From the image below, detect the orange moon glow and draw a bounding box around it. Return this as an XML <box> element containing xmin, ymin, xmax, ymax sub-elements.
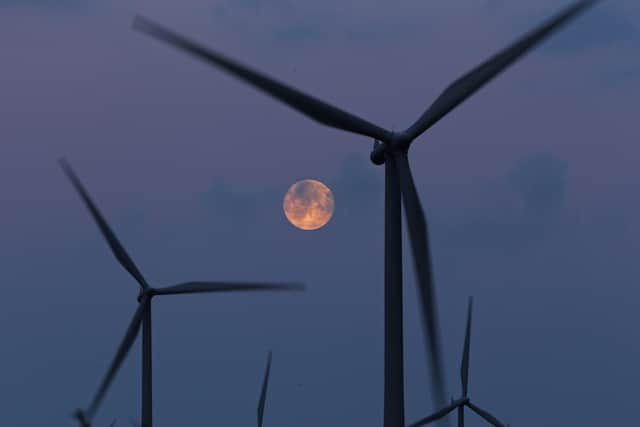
<box><xmin>283</xmin><ymin>179</ymin><xmax>335</xmax><ymax>230</ymax></box>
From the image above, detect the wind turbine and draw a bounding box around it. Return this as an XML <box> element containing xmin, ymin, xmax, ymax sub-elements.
<box><xmin>132</xmin><ymin>1</ymin><xmax>599</xmax><ymax>426</ymax></box>
<box><xmin>410</xmin><ymin>297</ymin><xmax>508</xmax><ymax>427</ymax></box>
<box><xmin>60</xmin><ymin>159</ymin><xmax>304</xmax><ymax>427</ymax></box>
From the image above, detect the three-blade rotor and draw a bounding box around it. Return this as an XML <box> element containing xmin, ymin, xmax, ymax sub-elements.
<box><xmin>132</xmin><ymin>2</ymin><xmax>600</xmax><ymax>420</ymax></box>
<box><xmin>62</xmin><ymin>161</ymin><xmax>304</xmax><ymax>426</ymax></box>
<box><xmin>409</xmin><ymin>298</ymin><xmax>507</xmax><ymax>427</ymax></box>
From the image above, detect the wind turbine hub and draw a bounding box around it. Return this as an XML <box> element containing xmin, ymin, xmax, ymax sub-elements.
<box><xmin>138</xmin><ymin>288</ymin><xmax>155</xmax><ymax>302</ymax></box>
<box><xmin>369</xmin><ymin>132</ymin><xmax>412</xmax><ymax>165</ymax></box>
<box><xmin>391</xmin><ymin>131</ymin><xmax>413</xmax><ymax>151</ymax></box>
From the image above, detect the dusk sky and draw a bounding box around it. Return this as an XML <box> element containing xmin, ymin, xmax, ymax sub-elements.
<box><xmin>1</xmin><ymin>1</ymin><xmax>639</xmax><ymax>426</ymax></box>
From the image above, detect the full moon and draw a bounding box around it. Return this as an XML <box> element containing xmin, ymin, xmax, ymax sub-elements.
<box><xmin>283</xmin><ymin>179</ymin><xmax>335</xmax><ymax>230</ymax></box>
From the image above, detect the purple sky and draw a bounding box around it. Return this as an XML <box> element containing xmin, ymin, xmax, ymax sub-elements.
<box><xmin>1</xmin><ymin>1</ymin><xmax>639</xmax><ymax>426</ymax></box>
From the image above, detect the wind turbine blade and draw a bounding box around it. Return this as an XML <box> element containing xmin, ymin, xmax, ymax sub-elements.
<box><xmin>457</xmin><ymin>406</ymin><xmax>464</xmax><ymax>427</ymax></box>
<box><xmin>257</xmin><ymin>351</ymin><xmax>272</xmax><ymax>427</ymax></box>
<box><xmin>83</xmin><ymin>298</ymin><xmax>149</xmax><ymax>422</ymax></box>
<box><xmin>466</xmin><ymin>402</ymin><xmax>506</xmax><ymax>427</ymax></box>
<box><xmin>392</xmin><ymin>152</ymin><xmax>448</xmax><ymax>418</ymax></box>
<box><xmin>461</xmin><ymin>297</ymin><xmax>473</xmax><ymax>397</ymax></box>
<box><xmin>404</xmin><ymin>0</ymin><xmax>600</xmax><ymax>140</ymax></box>
<box><xmin>59</xmin><ymin>158</ymin><xmax>149</xmax><ymax>290</ymax></box>
<box><xmin>409</xmin><ymin>400</ymin><xmax>461</xmax><ymax>427</ymax></box>
<box><xmin>153</xmin><ymin>281</ymin><xmax>305</xmax><ymax>296</ymax></box>
<box><xmin>132</xmin><ymin>16</ymin><xmax>393</xmax><ymax>143</ymax></box>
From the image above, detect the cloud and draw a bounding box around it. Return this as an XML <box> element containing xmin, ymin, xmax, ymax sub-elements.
<box><xmin>520</xmin><ymin>2</ymin><xmax>639</xmax><ymax>53</ymax></box>
<box><xmin>272</xmin><ymin>24</ymin><xmax>325</xmax><ymax>45</ymax></box>
<box><xmin>210</xmin><ymin>0</ymin><xmax>327</xmax><ymax>45</ymax></box>
<box><xmin>0</xmin><ymin>0</ymin><xmax>91</xmax><ymax>11</ymax></box>
<box><xmin>440</xmin><ymin>151</ymin><xmax>569</xmax><ymax>253</ymax></box>
<box><xmin>202</xmin><ymin>176</ymin><xmax>259</xmax><ymax>233</ymax></box>
<box><xmin>329</xmin><ymin>153</ymin><xmax>382</xmax><ymax>211</ymax></box>
<box><xmin>508</xmin><ymin>151</ymin><xmax>568</xmax><ymax>216</ymax></box>
<box><xmin>600</xmin><ymin>65</ymin><xmax>640</xmax><ymax>86</ymax></box>
<box><xmin>209</xmin><ymin>0</ymin><xmax>442</xmax><ymax>46</ymax></box>
<box><xmin>199</xmin><ymin>152</ymin><xmax>382</xmax><ymax>236</ymax></box>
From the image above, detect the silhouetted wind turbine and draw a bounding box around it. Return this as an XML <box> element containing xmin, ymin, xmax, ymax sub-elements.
<box><xmin>60</xmin><ymin>159</ymin><xmax>304</xmax><ymax>427</ymax></box>
<box><xmin>132</xmin><ymin>2</ymin><xmax>599</xmax><ymax>426</ymax></box>
<box><xmin>257</xmin><ymin>351</ymin><xmax>272</xmax><ymax>427</ymax></box>
<box><xmin>409</xmin><ymin>298</ymin><xmax>507</xmax><ymax>427</ymax></box>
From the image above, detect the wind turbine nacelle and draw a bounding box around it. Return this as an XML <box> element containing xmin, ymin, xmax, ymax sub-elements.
<box><xmin>370</xmin><ymin>142</ymin><xmax>387</xmax><ymax>165</ymax></box>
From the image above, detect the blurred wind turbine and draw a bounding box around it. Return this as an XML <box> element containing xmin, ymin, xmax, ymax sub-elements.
<box><xmin>61</xmin><ymin>159</ymin><xmax>304</xmax><ymax>427</ymax></box>
<box><xmin>132</xmin><ymin>2</ymin><xmax>600</xmax><ymax>426</ymax></box>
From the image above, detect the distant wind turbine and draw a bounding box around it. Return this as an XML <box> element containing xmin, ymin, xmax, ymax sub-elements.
<box><xmin>409</xmin><ymin>297</ymin><xmax>508</xmax><ymax>427</ymax></box>
<box><xmin>132</xmin><ymin>2</ymin><xmax>600</xmax><ymax>427</ymax></box>
<box><xmin>61</xmin><ymin>159</ymin><xmax>304</xmax><ymax>427</ymax></box>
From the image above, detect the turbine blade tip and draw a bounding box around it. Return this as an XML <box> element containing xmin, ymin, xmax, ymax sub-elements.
<box><xmin>59</xmin><ymin>157</ymin><xmax>74</xmax><ymax>173</ymax></box>
<box><xmin>132</xmin><ymin>15</ymin><xmax>161</xmax><ymax>34</ymax></box>
<box><xmin>132</xmin><ymin>14</ymin><xmax>145</xmax><ymax>26</ymax></box>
